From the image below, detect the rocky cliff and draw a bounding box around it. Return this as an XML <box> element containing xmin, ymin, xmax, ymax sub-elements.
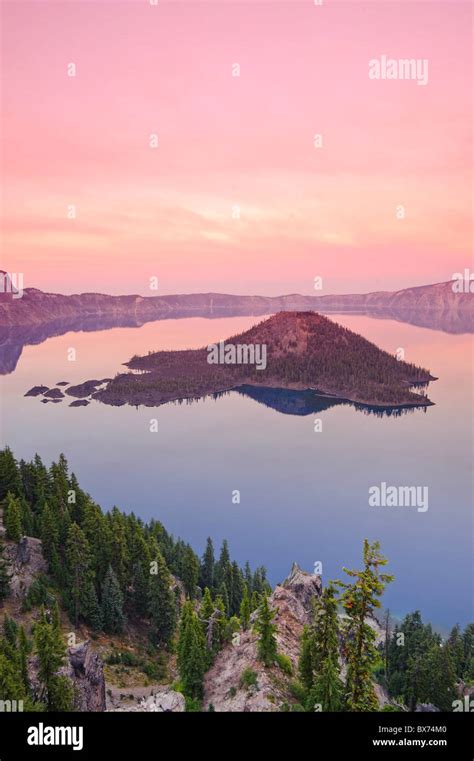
<box><xmin>203</xmin><ymin>563</ymin><xmax>321</xmax><ymax>711</ymax></box>
<box><xmin>0</xmin><ymin>522</ymin><xmax>107</xmax><ymax>712</ymax></box>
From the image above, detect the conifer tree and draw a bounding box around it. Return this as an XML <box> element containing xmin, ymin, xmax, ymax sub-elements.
<box><xmin>200</xmin><ymin>587</ymin><xmax>214</xmax><ymax>637</ymax></box>
<box><xmin>215</xmin><ymin>539</ymin><xmax>230</xmax><ymax>588</ymax></box>
<box><xmin>0</xmin><ymin>652</ymin><xmax>29</xmax><ymax>706</ymax></box>
<box><xmin>147</xmin><ymin>552</ymin><xmax>176</xmax><ymax>647</ymax></box>
<box><xmin>101</xmin><ymin>565</ymin><xmax>126</xmax><ymax>634</ymax></box>
<box><xmin>4</xmin><ymin>492</ymin><xmax>23</xmax><ymax>542</ymax></box>
<box><xmin>18</xmin><ymin>625</ymin><xmax>30</xmax><ymax>691</ymax></box>
<box><xmin>240</xmin><ymin>584</ymin><xmax>251</xmax><ymax>630</ymax></box>
<box><xmin>0</xmin><ymin>447</ymin><xmax>22</xmax><ymax>500</ymax></box>
<box><xmin>448</xmin><ymin>624</ymin><xmax>464</xmax><ymax>678</ymax></box>
<box><xmin>213</xmin><ymin>595</ymin><xmax>227</xmax><ymax>651</ymax></box>
<box><xmin>255</xmin><ymin>594</ymin><xmax>277</xmax><ymax>667</ymax></box>
<box><xmin>305</xmin><ymin>583</ymin><xmax>344</xmax><ymax>712</ymax></box>
<box><xmin>462</xmin><ymin>623</ymin><xmax>474</xmax><ymax>678</ymax></box>
<box><xmin>34</xmin><ymin>608</ymin><xmax>73</xmax><ymax>710</ymax></box>
<box><xmin>218</xmin><ymin>581</ymin><xmax>230</xmax><ymax>616</ymax></box>
<box><xmin>177</xmin><ymin>602</ymin><xmax>207</xmax><ymax>699</ymax></box>
<box><xmin>40</xmin><ymin>501</ymin><xmax>60</xmax><ymax>566</ymax></box>
<box><xmin>200</xmin><ymin>538</ymin><xmax>215</xmax><ymax>592</ymax></box>
<box><xmin>299</xmin><ymin>625</ymin><xmax>314</xmax><ymax>691</ymax></box>
<box><xmin>338</xmin><ymin>540</ymin><xmax>393</xmax><ymax>711</ymax></box>
<box><xmin>418</xmin><ymin>643</ymin><xmax>457</xmax><ymax>711</ymax></box>
<box><xmin>181</xmin><ymin>544</ymin><xmax>199</xmax><ymax>598</ymax></box>
<box><xmin>230</xmin><ymin>560</ymin><xmax>244</xmax><ymax>616</ymax></box>
<box><xmin>65</xmin><ymin>522</ymin><xmax>97</xmax><ymax>627</ymax></box>
<box><xmin>250</xmin><ymin>590</ymin><xmax>260</xmax><ymax>612</ymax></box>
<box><xmin>244</xmin><ymin>561</ymin><xmax>253</xmax><ymax>592</ymax></box>
<box><xmin>20</xmin><ymin>498</ymin><xmax>34</xmax><ymax>536</ymax></box>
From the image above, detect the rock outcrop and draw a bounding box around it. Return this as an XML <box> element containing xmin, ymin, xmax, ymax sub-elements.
<box><xmin>4</xmin><ymin>536</ymin><xmax>48</xmax><ymax>599</ymax></box>
<box><xmin>110</xmin><ymin>689</ymin><xmax>185</xmax><ymax>713</ymax></box>
<box><xmin>203</xmin><ymin>563</ymin><xmax>321</xmax><ymax>712</ymax></box>
<box><xmin>66</xmin><ymin>642</ymin><xmax>107</xmax><ymax>712</ymax></box>
<box><xmin>27</xmin><ymin>641</ymin><xmax>107</xmax><ymax>712</ymax></box>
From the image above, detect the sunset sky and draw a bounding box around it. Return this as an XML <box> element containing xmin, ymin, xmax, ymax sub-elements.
<box><xmin>0</xmin><ymin>0</ymin><xmax>472</xmax><ymax>296</ymax></box>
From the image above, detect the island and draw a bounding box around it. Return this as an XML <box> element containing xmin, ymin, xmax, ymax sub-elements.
<box><xmin>88</xmin><ymin>312</ymin><xmax>436</xmax><ymax>409</ymax></box>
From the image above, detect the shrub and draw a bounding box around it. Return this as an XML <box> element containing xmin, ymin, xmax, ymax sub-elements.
<box><xmin>185</xmin><ymin>696</ymin><xmax>201</xmax><ymax>712</ymax></box>
<box><xmin>21</xmin><ymin>575</ymin><xmax>55</xmax><ymax>612</ymax></box>
<box><xmin>289</xmin><ymin>679</ymin><xmax>307</xmax><ymax>703</ymax></box>
<box><xmin>239</xmin><ymin>667</ymin><xmax>258</xmax><ymax>690</ymax></box>
<box><xmin>276</xmin><ymin>653</ymin><xmax>293</xmax><ymax>676</ymax></box>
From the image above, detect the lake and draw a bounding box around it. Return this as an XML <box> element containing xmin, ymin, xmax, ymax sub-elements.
<box><xmin>0</xmin><ymin>313</ymin><xmax>472</xmax><ymax>631</ymax></box>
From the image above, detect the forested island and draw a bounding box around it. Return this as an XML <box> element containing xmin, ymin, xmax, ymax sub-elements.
<box><xmin>0</xmin><ymin>447</ymin><xmax>471</xmax><ymax>713</ymax></box>
<box><xmin>53</xmin><ymin>312</ymin><xmax>436</xmax><ymax>409</ymax></box>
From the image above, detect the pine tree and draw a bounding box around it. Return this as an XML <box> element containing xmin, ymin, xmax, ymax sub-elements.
<box><xmin>34</xmin><ymin>608</ymin><xmax>73</xmax><ymax>710</ymax></box>
<box><xmin>338</xmin><ymin>540</ymin><xmax>393</xmax><ymax>711</ymax></box>
<box><xmin>20</xmin><ymin>498</ymin><xmax>34</xmax><ymax>536</ymax></box>
<box><xmin>65</xmin><ymin>522</ymin><xmax>97</xmax><ymax>627</ymax></box>
<box><xmin>215</xmin><ymin>539</ymin><xmax>230</xmax><ymax>588</ymax></box>
<box><xmin>0</xmin><ymin>537</ymin><xmax>11</xmax><ymax>602</ymax></box>
<box><xmin>462</xmin><ymin>623</ymin><xmax>474</xmax><ymax>678</ymax></box>
<box><xmin>305</xmin><ymin>582</ymin><xmax>344</xmax><ymax>712</ymax></box>
<box><xmin>230</xmin><ymin>560</ymin><xmax>244</xmax><ymax>616</ymax></box>
<box><xmin>147</xmin><ymin>552</ymin><xmax>176</xmax><ymax>647</ymax></box>
<box><xmin>200</xmin><ymin>537</ymin><xmax>215</xmax><ymax>591</ymax></box>
<box><xmin>244</xmin><ymin>561</ymin><xmax>253</xmax><ymax>592</ymax></box>
<box><xmin>218</xmin><ymin>581</ymin><xmax>230</xmax><ymax>616</ymax></box>
<box><xmin>200</xmin><ymin>587</ymin><xmax>214</xmax><ymax>638</ymax></box>
<box><xmin>255</xmin><ymin>594</ymin><xmax>277</xmax><ymax>667</ymax></box>
<box><xmin>299</xmin><ymin>625</ymin><xmax>314</xmax><ymax>691</ymax></box>
<box><xmin>0</xmin><ymin>447</ymin><xmax>22</xmax><ymax>500</ymax></box>
<box><xmin>250</xmin><ymin>590</ymin><xmax>260</xmax><ymax>612</ymax></box>
<box><xmin>4</xmin><ymin>492</ymin><xmax>23</xmax><ymax>542</ymax></box>
<box><xmin>177</xmin><ymin>602</ymin><xmax>207</xmax><ymax>699</ymax></box>
<box><xmin>417</xmin><ymin>643</ymin><xmax>457</xmax><ymax>711</ymax></box>
<box><xmin>240</xmin><ymin>585</ymin><xmax>251</xmax><ymax>630</ymax></box>
<box><xmin>101</xmin><ymin>565</ymin><xmax>126</xmax><ymax>633</ymax></box>
<box><xmin>107</xmin><ymin>507</ymin><xmax>130</xmax><ymax>588</ymax></box>
<box><xmin>18</xmin><ymin>625</ymin><xmax>30</xmax><ymax>691</ymax></box>
<box><xmin>40</xmin><ymin>501</ymin><xmax>60</xmax><ymax>566</ymax></box>
<box><xmin>448</xmin><ymin>624</ymin><xmax>464</xmax><ymax>679</ymax></box>
<box><xmin>181</xmin><ymin>544</ymin><xmax>199</xmax><ymax>598</ymax></box>
<box><xmin>0</xmin><ymin>652</ymin><xmax>28</xmax><ymax>706</ymax></box>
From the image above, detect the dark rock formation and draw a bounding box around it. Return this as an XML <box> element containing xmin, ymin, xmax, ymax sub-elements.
<box><xmin>24</xmin><ymin>385</ymin><xmax>49</xmax><ymax>396</ymax></box>
<box><xmin>43</xmin><ymin>388</ymin><xmax>65</xmax><ymax>399</ymax></box>
<box><xmin>66</xmin><ymin>380</ymin><xmax>106</xmax><ymax>398</ymax></box>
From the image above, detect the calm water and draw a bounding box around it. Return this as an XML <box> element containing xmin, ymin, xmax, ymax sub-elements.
<box><xmin>0</xmin><ymin>314</ymin><xmax>472</xmax><ymax>631</ymax></box>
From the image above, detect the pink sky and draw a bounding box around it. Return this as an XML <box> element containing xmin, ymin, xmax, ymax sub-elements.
<box><xmin>0</xmin><ymin>0</ymin><xmax>472</xmax><ymax>296</ymax></box>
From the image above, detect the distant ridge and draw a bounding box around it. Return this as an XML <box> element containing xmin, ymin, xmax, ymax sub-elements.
<box><xmin>0</xmin><ymin>277</ymin><xmax>472</xmax><ymax>329</ymax></box>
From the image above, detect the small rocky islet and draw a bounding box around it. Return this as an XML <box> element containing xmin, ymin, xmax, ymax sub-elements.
<box><xmin>24</xmin><ymin>379</ymin><xmax>110</xmax><ymax>407</ymax></box>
